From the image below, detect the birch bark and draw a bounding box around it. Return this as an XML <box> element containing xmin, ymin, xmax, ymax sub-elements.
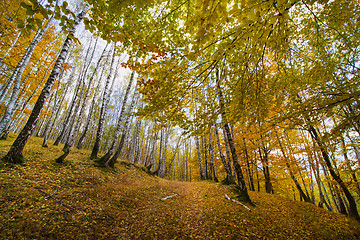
<box><xmin>1</xmin><ymin>10</ymin><xmax>86</xmax><ymax>164</ymax></box>
<box><xmin>96</xmin><ymin>70</ymin><xmax>136</xmax><ymax>165</ymax></box>
<box><xmin>90</xmin><ymin>44</ymin><xmax>117</xmax><ymax>159</ymax></box>
<box><xmin>0</xmin><ymin>17</ymin><xmax>54</xmax><ymax>135</ymax></box>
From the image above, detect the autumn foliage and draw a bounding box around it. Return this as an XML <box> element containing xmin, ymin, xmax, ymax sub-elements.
<box><xmin>1</xmin><ymin>134</ymin><xmax>359</xmax><ymax>239</ymax></box>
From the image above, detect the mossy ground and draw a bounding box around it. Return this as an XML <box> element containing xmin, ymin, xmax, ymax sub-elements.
<box><xmin>1</xmin><ymin>134</ymin><xmax>359</xmax><ymax>239</ymax></box>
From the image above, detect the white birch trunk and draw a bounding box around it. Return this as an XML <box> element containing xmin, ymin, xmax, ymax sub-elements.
<box><xmin>76</xmin><ymin>43</ymin><xmax>110</xmax><ymax>148</ymax></box>
<box><xmin>97</xmin><ymin>70</ymin><xmax>136</xmax><ymax>165</ymax></box>
<box><xmin>2</xmin><ymin>10</ymin><xmax>86</xmax><ymax>164</ymax></box>
<box><xmin>0</xmin><ymin>17</ymin><xmax>54</xmax><ymax>135</ymax></box>
<box><xmin>90</xmin><ymin>44</ymin><xmax>117</xmax><ymax>159</ymax></box>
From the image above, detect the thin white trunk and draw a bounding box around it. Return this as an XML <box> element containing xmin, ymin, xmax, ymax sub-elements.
<box><xmin>97</xmin><ymin>70</ymin><xmax>136</xmax><ymax>164</ymax></box>
<box><xmin>0</xmin><ymin>17</ymin><xmax>54</xmax><ymax>134</ymax></box>
<box><xmin>91</xmin><ymin>44</ymin><xmax>117</xmax><ymax>159</ymax></box>
<box><xmin>2</xmin><ymin>9</ymin><xmax>87</xmax><ymax>164</ymax></box>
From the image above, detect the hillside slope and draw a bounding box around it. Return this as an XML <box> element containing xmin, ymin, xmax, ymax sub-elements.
<box><xmin>1</xmin><ymin>135</ymin><xmax>359</xmax><ymax>239</ymax></box>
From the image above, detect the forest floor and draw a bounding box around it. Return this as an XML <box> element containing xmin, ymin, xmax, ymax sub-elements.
<box><xmin>1</xmin><ymin>134</ymin><xmax>360</xmax><ymax>239</ymax></box>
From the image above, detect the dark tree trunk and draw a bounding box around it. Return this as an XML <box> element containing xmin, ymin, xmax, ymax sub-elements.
<box><xmin>258</xmin><ymin>146</ymin><xmax>273</xmax><ymax>194</ymax></box>
<box><xmin>196</xmin><ymin>137</ymin><xmax>204</xmax><ymax>180</ymax></box>
<box><xmin>216</xmin><ymin>69</ymin><xmax>251</xmax><ymax>204</ymax></box>
<box><xmin>274</xmin><ymin>127</ymin><xmax>311</xmax><ymax>203</ymax></box>
<box><xmin>308</xmin><ymin>125</ymin><xmax>359</xmax><ymax>220</ymax></box>
<box><xmin>215</xmin><ymin>126</ymin><xmax>234</xmax><ymax>183</ymax></box>
<box><xmin>242</xmin><ymin>138</ymin><xmax>255</xmax><ymax>191</ymax></box>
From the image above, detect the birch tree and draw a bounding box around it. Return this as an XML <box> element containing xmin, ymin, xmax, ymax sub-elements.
<box><xmin>90</xmin><ymin>43</ymin><xmax>117</xmax><ymax>159</ymax></box>
<box><xmin>0</xmin><ymin>16</ymin><xmax>54</xmax><ymax>136</ymax></box>
<box><xmin>96</xmin><ymin>70</ymin><xmax>136</xmax><ymax>166</ymax></box>
<box><xmin>1</xmin><ymin>9</ymin><xmax>87</xmax><ymax>164</ymax></box>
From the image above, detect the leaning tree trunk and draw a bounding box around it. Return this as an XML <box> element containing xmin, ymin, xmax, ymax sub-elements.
<box><xmin>96</xmin><ymin>70</ymin><xmax>136</xmax><ymax>165</ymax></box>
<box><xmin>274</xmin><ymin>127</ymin><xmax>312</xmax><ymax>203</ymax></box>
<box><xmin>242</xmin><ymin>138</ymin><xmax>255</xmax><ymax>191</ymax></box>
<box><xmin>76</xmin><ymin>44</ymin><xmax>110</xmax><ymax>149</ymax></box>
<box><xmin>1</xmin><ymin>10</ymin><xmax>86</xmax><ymax>164</ymax></box>
<box><xmin>90</xmin><ymin>44</ymin><xmax>117</xmax><ymax>159</ymax></box>
<box><xmin>167</xmin><ymin>135</ymin><xmax>183</xmax><ymax>179</ymax></box>
<box><xmin>0</xmin><ymin>31</ymin><xmax>21</xmax><ymax>74</ymax></box>
<box><xmin>55</xmin><ymin>51</ymin><xmax>101</xmax><ymax>164</ymax></box>
<box><xmin>222</xmin><ymin>126</ymin><xmax>234</xmax><ymax>176</ymax></box>
<box><xmin>1</xmin><ymin>48</ymin><xmax>60</xmax><ymax>140</ymax></box>
<box><xmin>308</xmin><ymin>125</ymin><xmax>360</xmax><ymax>220</ymax></box>
<box><xmin>53</xmin><ymin>42</ymin><xmax>93</xmax><ymax>146</ymax></box>
<box><xmin>216</xmin><ymin>69</ymin><xmax>251</xmax><ymax>204</ymax></box>
<box><xmin>42</xmin><ymin>50</ymin><xmax>75</xmax><ymax>147</ymax></box>
<box><xmin>0</xmin><ymin>16</ymin><xmax>54</xmax><ymax>136</ymax></box>
<box><xmin>107</xmin><ymin>89</ymin><xmax>138</xmax><ymax>168</ymax></box>
<box><xmin>58</xmin><ymin>39</ymin><xmax>98</xmax><ymax>146</ymax></box>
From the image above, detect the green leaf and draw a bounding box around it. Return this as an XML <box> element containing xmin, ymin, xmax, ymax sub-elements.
<box><xmin>26</xmin><ymin>8</ymin><xmax>34</xmax><ymax>16</ymax></box>
<box><xmin>39</xmin><ymin>7</ymin><xmax>49</xmax><ymax>18</ymax></box>
<box><xmin>17</xmin><ymin>19</ymin><xmax>25</xmax><ymax>29</ymax></box>
<box><xmin>29</xmin><ymin>0</ymin><xmax>38</xmax><ymax>7</ymax></box>
<box><xmin>20</xmin><ymin>1</ymin><xmax>30</xmax><ymax>9</ymax></box>
<box><xmin>35</xmin><ymin>18</ymin><xmax>43</xmax><ymax>28</ymax></box>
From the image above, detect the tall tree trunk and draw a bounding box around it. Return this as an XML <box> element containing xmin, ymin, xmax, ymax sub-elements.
<box><xmin>153</xmin><ymin>128</ymin><xmax>164</xmax><ymax>175</ymax></box>
<box><xmin>90</xmin><ymin>44</ymin><xmax>117</xmax><ymax>159</ymax></box>
<box><xmin>258</xmin><ymin>146</ymin><xmax>273</xmax><ymax>194</ymax></box>
<box><xmin>216</xmin><ymin>69</ymin><xmax>251</xmax><ymax>204</ymax></box>
<box><xmin>55</xmin><ymin>39</ymin><xmax>104</xmax><ymax>162</ymax></box>
<box><xmin>107</xmin><ymin>89</ymin><xmax>138</xmax><ymax>168</ymax></box>
<box><xmin>1</xmin><ymin>46</ymin><xmax>60</xmax><ymax>140</ymax></box>
<box><xmin>222</xmin><ymin>126</ymin><xmax>234</xmax><ymax>177</ymax></box>
<box><xmin>76</xmin><ymin>45</ymin><xmax>110</xmax><ymax>149</ymax></box>
<box><xmin>42</xmin><ymin>48</ymin><xmax>75</xmax><ymax>147</ymax></box>
<box><xmin>53</xmin><ymin>63</ymin><xmax>83</xmax><ymax>145</ymax></box>
<box><xmin>274</xmin><ymin>127</ymin><xmax>312</xmax><ymax>203</ymax></box>
<box><xmin>0</xmin><ymin>31</ymin><xmax>21</xmax><ymax>74</ymax></box>
<box><xmin>96</xmin><ymin>70</ymin><xmax>136</xmax><ymax>165</ymax></box>
<box><xmin>208</xmin><ymin>130</ymin><xmax>218</xmax><ymax>182</ymax></box>
<box><xmin>215</xmin><ymin>126</ymin><xmax>234</xmax><ymax>183</ymax></box>
<box><xmin>132</xmin><ymin>119</ymin><xmax>142</xmax><ymax>164</ymax></box>
<box><xmin>341</xmin><ymin>136</ymin><xmax>360</xmax><ymax>197</ymax></box>
<box><xmin>242</xmin><ymin>138</ymin><xmax>255</xmax><ymax>190</ymax></box>
<box><xmin>195</xmin><ymin>137</ymin><xmax>204</xmax><ymax>180</ymax></box>
<box><xmin>203</xmin><ymin>136</ymin><xmax>209</xmax><ymax>180</ymax></box>
<box><xmin>160</xmin><ymin>123</ymin><xmax>171</xmax><ymax>178</ymax></box>
<box><xmin>1</xmin><ymin>10</ymin><xmax>86</xmax><ymax>164</ymax></box>
<box><xmin>167</xmin><ymin>135</ymin><xmax>182</xmax><ymax>179</ymax></box>
<box><xmin>308</xmin><ymin>125</ymin><xmax>359</xmax><ymax>220</ymax></box>
<box><xmin>0</xmin><ymin>17</ymin><xmax>54</xmax><ymax>135</ymax></box>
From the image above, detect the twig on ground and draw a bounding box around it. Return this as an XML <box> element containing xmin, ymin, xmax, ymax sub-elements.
<box><xmin>225</xmin><ymin>194</ymin><xmax>251</xmax><ymax>211</ymax></box>
<box><xmin>161</xmin><ymin>193</ymin><xmax>179</xmax><ymax>201</ymax></box>
<box><xmin>35</xmin><ymin>187</ymin><xmax>74</xmax><ymax>211</ymax></box>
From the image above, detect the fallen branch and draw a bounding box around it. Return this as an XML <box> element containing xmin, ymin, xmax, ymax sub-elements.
<box><xmin>161</xmin><ymin>194</ymin><xmax>179</xmax><ymax>201</ymax></box>
<box><xmin>36</xmin><ymin>188</ymin><xmax>74</xmax><ymax>211</ymax></box>
<box><xmin>225</xmin><ymin>194</ymin><xmax>251</xmax><ymax>211</ymax></box>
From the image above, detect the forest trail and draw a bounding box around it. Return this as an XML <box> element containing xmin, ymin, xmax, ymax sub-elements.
<box><xmin>1</xmin><ymin>135</ymin><xmax>360</xmax><ymax>239</ymax></box>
